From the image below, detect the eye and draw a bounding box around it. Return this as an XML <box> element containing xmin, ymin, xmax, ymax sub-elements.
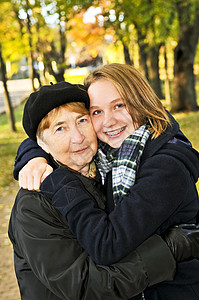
<box><xmin>78</xmin><ymin>115</ymin><xmax>90</xmax><ymax>125</ymax></box>
<box><xmin>92</xmin><ymin>110</ymin><xmax>102</xmax><ymax>116</ymax></box>
<box><xmin>55</xmin><ymin>126</ymin><xmax>64</xmax><ymax>132</ymax></box>
<box><xmin>115</xmin><ymin>103</ymin><xmax>124</xmax><ymax>109</ymax></box>
<box><xmin>79</xmin><ymin>117</ymin><xmax>88</xmax><ymax>123</ymax></box>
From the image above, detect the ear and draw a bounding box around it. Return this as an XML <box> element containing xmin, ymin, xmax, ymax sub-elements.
<box><xmin>37</xmin><ymin>136</ymin><xmax>50</xmax><ymax>154</ymax></box>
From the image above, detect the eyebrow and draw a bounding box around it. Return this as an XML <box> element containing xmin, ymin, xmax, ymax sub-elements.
<box><xmin>53</xmin><ymin>120</ymin><xmax>65</xmax><ymax>127</ymax></box>
<box><xmin>90</xmin><ymin>97</ymin><xmax>122</xmax><ymax>109</ymax></box>
<box><xmin>50</xmin><ymin>121</ymin><xmax>66</xmax><ymax>130</ymax></box>
<box><xmin>51</xmin><ymin>113</ymin><xmax>88</xmax><ymax>129</ymax></box>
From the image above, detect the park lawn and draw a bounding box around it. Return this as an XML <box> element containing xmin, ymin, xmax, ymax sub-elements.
<box><xmin>0</xmin><ymin>104</ymin><xmax>27</xmax><ymax>193</ymax></box>
<box><xmin>174</xmin><ymin>111</ymin><xmax>199</xmax><ymax>191</ymax></box>
<box><xmin>0</xmin><ymin>104</ymin><xmax>199</xmax><ymax>193</ymax></box>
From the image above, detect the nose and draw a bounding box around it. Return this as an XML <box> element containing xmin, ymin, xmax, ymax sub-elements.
<box><xmin>70</xmin><ymin>127</ymin><xmax>85</xmax><ymax>144</ymax></box>
<box><xmin>103</xmin><ymin>111</ymin><xmax>117</xmax><ymax>128</ymax></box>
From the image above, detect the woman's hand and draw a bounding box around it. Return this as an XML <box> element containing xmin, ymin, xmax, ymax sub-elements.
<box><xmin>19</xmin><ymin>157</ymin><xmax>53</xmax><ymax>191</ymax></box>
<box><xmin>164</xmin><ymin>224</ymin><xmax>199</xmax><ymax>261</ymax></box>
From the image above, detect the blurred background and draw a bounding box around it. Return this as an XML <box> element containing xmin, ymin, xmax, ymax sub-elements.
<box><xmin>0</xmin><ymin>0</ymin><xmax>199</xmax><ymax>299</ymax></box>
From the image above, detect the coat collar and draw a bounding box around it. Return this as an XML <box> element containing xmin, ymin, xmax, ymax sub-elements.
<box><xmin>141</xmin><ymin>112</ymin><xmax>180</xmax><ymax>161</ymax></box>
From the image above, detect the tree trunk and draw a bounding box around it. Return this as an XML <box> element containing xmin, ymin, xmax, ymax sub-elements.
<box><xmin>163</xmin><ymin>45</ymin><xmax>171</xmax><ymax>106</ymax></box>
<box><xmin>122</xmin><ymin>41</ymin><xmax>133</xmax><ymax>65</ymax></box>
<box><xmin>42</xmin><ymin>23</ymin><xmax>66</xmax><ymax>83</ymax></box>
<box><xmin>54</xmin><ymin>72</ymin><xmax>65</xmax><ymax>83</ymax></box>
<box><xmin>28</xmin><ymin>54</ymin><xmax>36</xmax><ymax>90</ymax></box>
<box><xmin>147</xmin><ymin>45</ymin><xmax>163</xmax><ymax>99</ymax></box>
<box><xmin>137</xmin><ymin>29</ymin><xmax>149</xmax><ymax>80</ymax></box>
<box><xmin>56</xmin><ymin>24</ymin><xmax>67</xmax><ymax>82</ymax></box>
<box><xmin>25</xmin><ymin>0</ymin><xmax>37</xmax><ymax>91</ymax></box>
<box><xmin>43</xmin><ymin>51</ymin><xmax>65</xmax><ymax>83</ymax></box>
<box><xmin>171</xmin><ymin>1</ymin><xmax>199</xmax><ymax>112</ymax></box>
<box><xmin>0</xmin><ymin>45</ymin><xmax>16</xmax><ymax>132</ymax></box>
<box><xmin>172</xmin><ymin>43</ymin><xmax>197</xmax><ymax>112</ymax></box>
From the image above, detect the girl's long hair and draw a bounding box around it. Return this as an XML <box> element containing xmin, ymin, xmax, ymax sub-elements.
<box><xmin>84</xmin><ymin>63</ymin><xmax>170</xmax><ymax>138</ymax></box>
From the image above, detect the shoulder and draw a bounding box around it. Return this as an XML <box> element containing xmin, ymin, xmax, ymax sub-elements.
<box><xmin>139</xmin><ymin>139</ymin><xmax>199</xmax><ymax>187</ymax></box>
<box><xmin>14</xmin><ymin>188</ymin><xmax>69</xmax><ymax>227</ymax></box>
<box><xmin>16</xmin><ymin>188</ymin><xmax>54</xmax><ymax>210</ymax></box>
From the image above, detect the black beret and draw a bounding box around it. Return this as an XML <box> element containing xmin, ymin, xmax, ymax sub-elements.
<box><xmin>23</xmin><ymin>81</ymin><xmax>90</xmax><ymax>141</ymax></box>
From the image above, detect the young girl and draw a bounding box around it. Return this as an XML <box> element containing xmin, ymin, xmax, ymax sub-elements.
<box><xmin>14</xmin><ymin>64</ymin><xmax>199</xmax><ymax>299</ymax></box>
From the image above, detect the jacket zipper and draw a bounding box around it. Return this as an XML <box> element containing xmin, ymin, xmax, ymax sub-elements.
<box><xmin>142</xmin><ymin>292</ymin><xmax>146</xmax><ymax>299</ymax></box>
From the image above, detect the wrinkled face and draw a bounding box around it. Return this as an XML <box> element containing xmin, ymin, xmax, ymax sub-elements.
<box><xmin>37</xmin><ymin>107</ymin><xmax>97</xmax><ymax>173</ymax></box>
<box><xmin>88</xmin><ymin>78</ymin><xmax>137</xmax><ymax>148</ymax></box>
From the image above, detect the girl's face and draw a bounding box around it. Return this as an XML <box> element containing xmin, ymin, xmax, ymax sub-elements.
<box><xmin>88</xmin><ymin>78</ymin><xmax>137</xmax><ymax>148</ymax></box>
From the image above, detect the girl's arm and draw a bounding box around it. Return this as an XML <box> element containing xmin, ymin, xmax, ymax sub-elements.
<box><xmin>14</xmin><ymin>138</ymin><xmax>52</xmax><ymax>190</ymax></box>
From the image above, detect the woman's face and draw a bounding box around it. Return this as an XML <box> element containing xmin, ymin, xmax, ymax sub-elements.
<box><xmin>88</xmin><ymin>78</ymin><xmax>137</xmax><ymax>148</ymax></box>
<box><xmin>37</xmin><ymin>107</ymin><xmax>97</xmax><ymax>174</ymax></box>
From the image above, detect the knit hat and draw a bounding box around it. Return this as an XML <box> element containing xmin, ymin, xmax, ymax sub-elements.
<box><xmin>23</xmin><ymin>81</ymin><xmax>90</xmax><ymax>141</ymax></box>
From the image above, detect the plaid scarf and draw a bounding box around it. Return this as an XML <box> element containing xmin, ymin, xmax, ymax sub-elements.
<box><xmin>96</xmin><ymin>125</ymin><xmax>150</xmax><ymax>205</ymax></box>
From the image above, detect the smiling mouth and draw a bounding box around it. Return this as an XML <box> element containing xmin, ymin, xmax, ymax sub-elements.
<box><xmin>105</xmin><ymin>126</ymin><xmax>126</xmax><ymax>137</ymax></box>
<box><xmin>72</xmin><ymin>147</ymin><xmax>89</xmax><ymax>154</ymax></box>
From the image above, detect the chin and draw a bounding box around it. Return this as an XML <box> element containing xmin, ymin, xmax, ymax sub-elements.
<box><xmin>110</xmin><ymin>143</ymin><xmax>121</xmax><ymax>149</ymax></box>
<box><xmin>107</xmin><ymin>139</ymin><xmax>123</xmax><ymax>148</ymax></box>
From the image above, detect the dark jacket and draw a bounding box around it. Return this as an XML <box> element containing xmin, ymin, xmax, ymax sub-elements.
<box><xmin>8</xmin><ymin>186</ymin><xmax>176</xmax><ymax>300</ymax></box>
<box><xmin>39</xmin><ymin>115</ymin><xmax>199</xmax><ymax>300</ymax></box>
<box><xmin>13</xmin><ymin>114</ymin><xmax>199</xmax><ymax>300</ymax></box>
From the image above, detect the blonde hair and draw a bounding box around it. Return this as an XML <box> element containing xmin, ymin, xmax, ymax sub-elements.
<box><xmin>36</xmin><ymin>102</ymin><xmax>88</xmax><ymax>140</ymax></box>
<box><xmin>84</xmin><ymin>63</ymin><xmax>170</xmax><ymax>138</ymax></box>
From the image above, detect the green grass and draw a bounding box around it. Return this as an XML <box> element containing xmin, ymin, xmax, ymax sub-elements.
<box><xmin>174</xmin><ymin>111</ymin><xmax>199</xmax><ymax>150</ymax></box>
<box><xmin>0</xmin><ymin>104</ymin><xmax>27</xmax><ymax>193</ymax></box>
<box><xmin>174</xmin><ymin>111</ymin><xmax>199</xmax><ymax>191</ymax></box>
<box><xmin>0</xmin><ymin>94</ymin><xmax>199</xmax><ymax>193</ymax></box>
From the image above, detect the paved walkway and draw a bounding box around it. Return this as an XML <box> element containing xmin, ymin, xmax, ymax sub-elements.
<box><xmin>0</xmin><ymin>181</ymin><xmax>20</xmax><ymax>300</ymax></box>
<box><xmin>0</xmin><ymin>79</ymin><xmax>32</xmax><ymax>114</ymax></box>
<box><xmin>0</xmin><ymin>79</ymin><xmax>32</xmax><ymax>299</ymax></box>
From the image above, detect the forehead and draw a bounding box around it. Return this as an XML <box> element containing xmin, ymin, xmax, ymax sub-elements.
<box><xmin>47</xmin><ymin>106</ymin><xmax>70</xmax><ymax>124</ymax></box>
<box><xmin>89</xmin><ymin>78</ymin><xmax>118</xmax><ymax>93</ymax></box>
<box><xmin>88</xmin><ymin>79</ymin><xmax>122</xmax><ymax>107</ymax></box>
<box><xmin>48</xmin><ymin>107</ymin><xmax>86</xmax><ymax>126</ymax></box>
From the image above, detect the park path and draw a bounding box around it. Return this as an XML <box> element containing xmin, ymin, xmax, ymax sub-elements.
<box><xmin>0</xmin><ymin>79</ymin><xmax>32</xmax><ymax>299</ymax></box>
<box><xmin>0</xmin><ymin>79</ymin><xmax>32</xmax><ymax>114</ymax></box>
<box><xmin>0</xmin><ymin>181</ymin><xmax>21</xmax><ymax>300</ymax></box>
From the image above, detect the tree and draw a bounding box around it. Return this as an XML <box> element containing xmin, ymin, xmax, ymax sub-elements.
<box><xmin>39</xmin><ymin>0</ymin><xmax>94</xmax><ymax>82</ymax></box>
<box><xmin>25</xmin><ymin>0</ymin><xmax>94</xmax><ymax>82</ymax></box>
<box><xmin>101</xmin><ymin>0</ymin><xmax>168</xmax><ymax>97</ymax></box>
<box><xmin>0</xmin><ymin>42</ymin><xmax>16</xmax><ymax>132</ymax></box>
<box><xmin>172</xmin><ymin>0</ymin><xmax>199</xmax><ymax>112</ymax></box>
<box><xmin>0</xmin><ymin>0</ymin><xmax>25</xmax><ymax>132</ymax></box>
<box><xmin>125</xmin><ymin>0</ymin><xmax>175</xmax><ymax>99</ymax></box>
<box><xmin>12</xmin><ymin>0</ymin><xmax>47</xmax><ymax>88</ymax></box>
<box><xmin>66</xmin><ymin>8</ymin><xmax>106</xmax><ymax>66</ymax></box>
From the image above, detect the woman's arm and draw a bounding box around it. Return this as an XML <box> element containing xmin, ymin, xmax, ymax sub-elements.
<box><xmin>8</xmin><ymin>189</ymin><xmax>176</xmax><ymax>300</ymax></box>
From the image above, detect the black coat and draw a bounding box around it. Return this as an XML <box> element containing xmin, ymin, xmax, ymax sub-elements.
<box><xmin>12</xmin><ymin>113</ymin><xmax>199</xmax><ymax>300</ymax></box>
<box><xmin>39</xmin><ymin>115</ymin><xmax>199</xmax><ymax>300</ymax></box>
<box><xmin>8</xmin><ymin>186</ymin><xmax>176</xmax><ymax>300</ymax></box>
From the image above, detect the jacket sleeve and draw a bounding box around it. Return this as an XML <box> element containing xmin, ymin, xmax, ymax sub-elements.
<box><xmin>13</xmin><ymin>138</ymin><xmax>50</xmax><ymax>180</ymax></box>
<box><xmin>40</xmin><ymin>152</ymin><xmax>199</xmax><ymax>265</ymax></box>
<box><xmin>9</xmin><ymin>189</ymin><xmax>176</xmax><ymax>300</ymax></box>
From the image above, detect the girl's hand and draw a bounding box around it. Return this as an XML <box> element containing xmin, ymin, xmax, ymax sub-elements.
<box><xmin>18</xmin><ymin>157</ymin><xmax>53</xmax><ymax>191</ymax></box>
